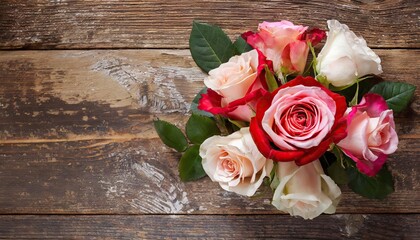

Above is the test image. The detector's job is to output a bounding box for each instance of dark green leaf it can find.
[189,21,235,73]
[347,163,394,199]
[327,161,349,185]
[186,113,221,144]
[233,36,253,54]
[154,120,188,152]
[190,87,214,117]
[320,151,336,172]
[179,145,207,181]
[369,81,416,113]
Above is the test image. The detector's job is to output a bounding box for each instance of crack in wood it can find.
[0,134,149,145]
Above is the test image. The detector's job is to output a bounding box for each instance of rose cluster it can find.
[155,20,415,220]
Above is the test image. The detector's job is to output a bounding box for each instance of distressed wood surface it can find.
[0,50,418,140]
[1,1,419,236]
[0,0,419,49]
[0,214,419,239]
[0,138,419,214]
[0,50,418,215]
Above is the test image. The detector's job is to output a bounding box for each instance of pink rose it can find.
[198,49,272,121]
[250,76,347,165]
[338,93,398,176]
[243,21,325,75]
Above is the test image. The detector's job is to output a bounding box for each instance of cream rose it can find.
[272,160,341,220]
[316,20,382,87]
[200,49,264,121]
[200,127,273,196]
[204,49,259,106]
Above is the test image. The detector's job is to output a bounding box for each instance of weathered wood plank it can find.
[0,49,418,214]
[0,138,418,214]
[0,1,418,49]
[0,214,418,239]
[0,50,418,141]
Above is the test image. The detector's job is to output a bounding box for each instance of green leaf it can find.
[327,161,349,185]
[233,36,253,54]
[154,120,188,152]
[369,82,416,113]
[190,87,213,117]
[179,145,207,182]
[189,21,236,73]
[186,113,221,144]
[320,151,336,172]
[347,163,394,199]
[265,65,278,92]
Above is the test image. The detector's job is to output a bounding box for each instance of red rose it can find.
[250,76,347,165]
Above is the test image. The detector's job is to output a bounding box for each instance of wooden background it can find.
[0,0,419,239]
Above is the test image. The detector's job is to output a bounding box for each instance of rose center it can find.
[219,151,240,176]
[277,103,317,136]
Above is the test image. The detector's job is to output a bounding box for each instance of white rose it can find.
[272,160,341,220]
[316,20,382,87]
[204,49,259,105]
[200,127,273,197]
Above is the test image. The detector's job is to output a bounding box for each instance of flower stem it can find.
[214,115,229,136]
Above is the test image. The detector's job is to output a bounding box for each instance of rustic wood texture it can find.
[0,214,419,239]
[0,50,418,215]
[0,0,419,49]
[0,0,419,237]
[0,138,419,214]
[0,50,418,140]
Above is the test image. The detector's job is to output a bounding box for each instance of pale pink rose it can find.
[250,76,347,166]
[201,49,267,121]
[338,93,398,176]
[200,127,273,196]
[244,21,324,75]
[204,49,259,104]
[272,160,341,220]
[316,20,382,87]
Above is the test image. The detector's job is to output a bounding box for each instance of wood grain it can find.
[0,138,419,214]
[0,0,418,49]
[0,49,418,140]
[0,1,418,238]
[0,49,418,214]
[0,214,419,239]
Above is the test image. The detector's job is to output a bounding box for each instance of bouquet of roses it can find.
[154,20,416,219]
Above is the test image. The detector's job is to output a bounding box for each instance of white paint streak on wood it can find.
[98,147,190,214]
[90,50,205,113]
[335,214,367,237]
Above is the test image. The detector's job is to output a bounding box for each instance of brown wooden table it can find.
[0,1,419,239]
